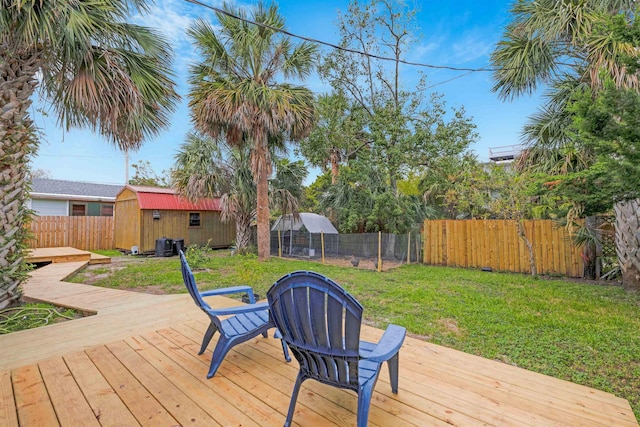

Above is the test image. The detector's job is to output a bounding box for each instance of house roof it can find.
[30,178,122,201]
[121,185,221,211]
[271,213,338,234]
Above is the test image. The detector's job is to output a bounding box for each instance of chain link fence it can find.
[270,231,421,270]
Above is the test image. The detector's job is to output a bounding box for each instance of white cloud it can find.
[450,29,496,65]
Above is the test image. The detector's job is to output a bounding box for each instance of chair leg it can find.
[284,372,304,427]
[281,340,291,362]
[274,329,291,362]
[207,335,235,379]
[357,383,375,427]
[199,322,217,355]
[387,352,400,393]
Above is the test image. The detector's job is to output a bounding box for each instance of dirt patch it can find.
[73,255,150,285]
[303,256,406,271]
[437,318,461,335]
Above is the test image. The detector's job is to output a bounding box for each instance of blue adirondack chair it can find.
[179,250,290,378]
[267,271,406,427]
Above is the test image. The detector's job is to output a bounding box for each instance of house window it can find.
[101,205,114,216]
[71,204,86,216]
[189,212,201,227]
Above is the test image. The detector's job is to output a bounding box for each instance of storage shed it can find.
[115,185,235,254]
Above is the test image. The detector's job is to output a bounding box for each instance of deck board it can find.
[0,371,18,427]
[0,260,637,426]
[26,247,110,266]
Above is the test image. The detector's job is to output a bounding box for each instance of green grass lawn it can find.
[70,251,640,419]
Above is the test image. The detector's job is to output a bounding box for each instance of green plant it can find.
[185,241,212,269]
[0,303,81,334]
[232,243,257,256]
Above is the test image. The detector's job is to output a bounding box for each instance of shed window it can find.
[189,212,201,227]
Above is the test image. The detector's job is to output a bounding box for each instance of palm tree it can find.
[187,3,316,260]
[172,133,307,255]
[491,0,640,288]
[173,134,256,254]
[270,158,307,220]
[0,0,178,309]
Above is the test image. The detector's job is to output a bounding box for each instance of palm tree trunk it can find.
[234,211,253,254]
[251,135,272,261]
[0,48,40,309]
[256,169,270,260]
[330,149,339,184]
[614,199,640,291]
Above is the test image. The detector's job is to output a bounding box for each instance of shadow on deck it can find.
[0,261,637,426]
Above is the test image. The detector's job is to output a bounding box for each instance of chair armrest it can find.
[201,285,255,303]
[361,324,406,363]
[206,301,269,316]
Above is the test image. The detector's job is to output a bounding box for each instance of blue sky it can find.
[29,0,543,185]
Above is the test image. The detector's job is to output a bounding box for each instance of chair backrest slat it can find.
[309,287,328,348]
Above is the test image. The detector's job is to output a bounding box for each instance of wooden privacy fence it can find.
[28,216,115,251]
[423,219,584,277]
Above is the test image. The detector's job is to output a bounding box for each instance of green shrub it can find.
[185,242,212,269]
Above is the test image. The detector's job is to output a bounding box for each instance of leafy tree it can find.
[309,0,475,233]
[187,3,316,260]
[419,153,489,219]
[297,92,366,184]
[300,172,332,213]
[129,161,171,188]
[0,0,178,309]
[321,159,431,233]
[320,0,476,195]
[567,84,640,287]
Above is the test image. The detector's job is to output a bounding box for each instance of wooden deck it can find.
[0,262,637,426]
[26,247,111,266]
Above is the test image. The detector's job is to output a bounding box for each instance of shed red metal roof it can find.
[124,185,221,211]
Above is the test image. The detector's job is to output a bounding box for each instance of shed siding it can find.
[139,210,235,253]
[115,189,141,251]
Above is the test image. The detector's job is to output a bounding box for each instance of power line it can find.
[184,0,503,73]
[37,153,175,159]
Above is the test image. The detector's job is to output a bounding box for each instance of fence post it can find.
[321,231,325,265]
[377,231,382,272]
[278,229,282,257]
[584,216,597,279]
[407,233,411,264]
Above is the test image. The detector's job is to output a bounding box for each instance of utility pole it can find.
[124,149,129,184]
